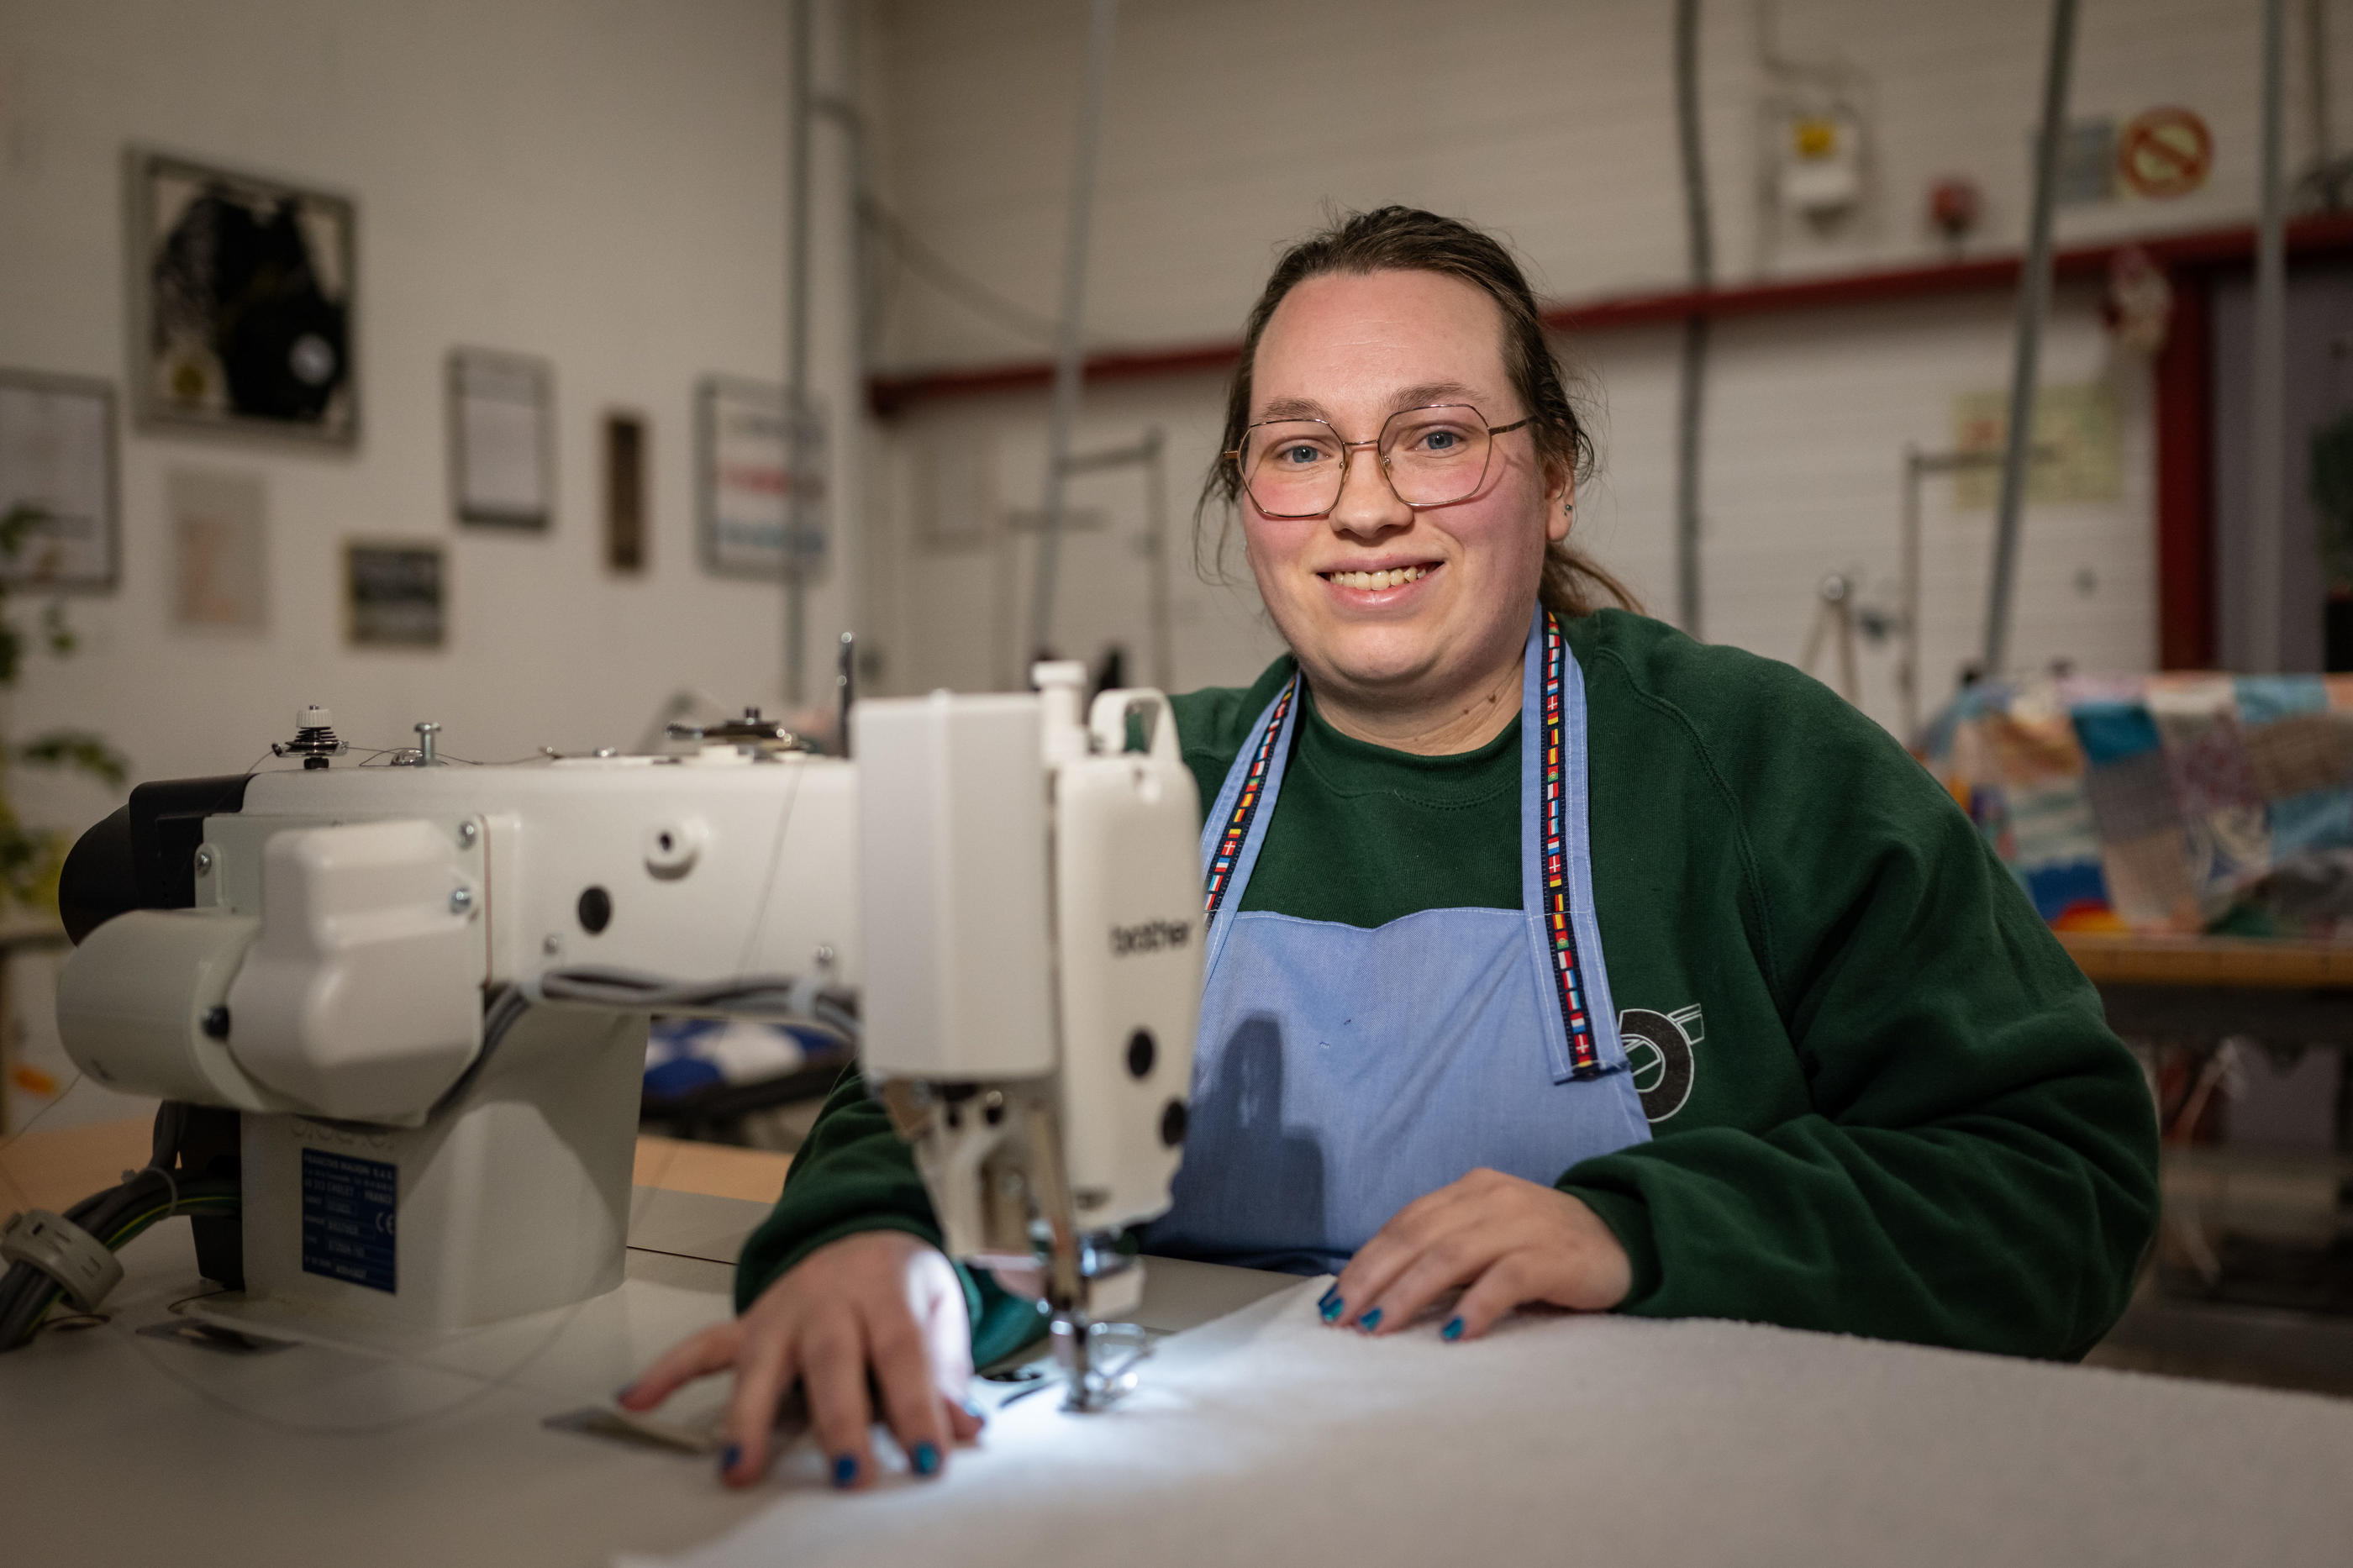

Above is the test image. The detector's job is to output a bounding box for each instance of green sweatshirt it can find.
[738,610,2159,1364]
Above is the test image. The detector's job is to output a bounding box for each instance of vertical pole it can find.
[1030,0,1119,663]
[784,0,815,705]
[1983,0,2078,676]
[2308,0,2334,181]
[1901,449,1922,741]
[2250,0,2288,673]
[1143,427,1172,691]
[1671,0,1713,638]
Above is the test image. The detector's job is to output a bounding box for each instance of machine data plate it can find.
[299,1148,397,1293]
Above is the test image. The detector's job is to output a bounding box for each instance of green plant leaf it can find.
[17,729,129,790]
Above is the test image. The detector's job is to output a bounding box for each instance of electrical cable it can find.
[856,195,1064,347]
[534,966,858,1046]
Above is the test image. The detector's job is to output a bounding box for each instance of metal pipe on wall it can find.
[783,0,815,705]
[1030,0,1121,664]
[1671,0,1713,639]
[2250,0,2288,673]
[1982,0,2079,677]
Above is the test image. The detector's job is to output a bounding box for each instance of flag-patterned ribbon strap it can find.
[1540,610,1602,1079]
[1203,677,1297,921]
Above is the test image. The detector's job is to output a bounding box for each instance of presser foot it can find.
[1051,1314,1152,1411]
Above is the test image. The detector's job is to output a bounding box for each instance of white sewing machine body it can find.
[50,676,1203,1401]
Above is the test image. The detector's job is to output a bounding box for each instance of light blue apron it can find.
[1145,605,1650,1275]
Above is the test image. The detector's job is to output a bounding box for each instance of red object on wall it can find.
[2154,273,2215,669]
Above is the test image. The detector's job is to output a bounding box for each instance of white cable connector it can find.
[1,1208,124,1313]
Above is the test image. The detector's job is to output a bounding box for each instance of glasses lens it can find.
[1380,406,1490,506]
[1242,421,1345,515]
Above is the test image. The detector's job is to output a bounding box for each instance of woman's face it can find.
[1240,268,1568,712]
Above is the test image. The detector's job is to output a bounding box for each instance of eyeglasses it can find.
[1225,403,1532,520]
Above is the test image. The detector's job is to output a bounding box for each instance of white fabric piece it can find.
[630,1278,2353,1568]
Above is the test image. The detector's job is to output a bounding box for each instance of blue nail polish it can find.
[912,1440,940,1476]
[719,1442,741,1474]
[1358,1308,1383,1334]
[1319,1294,1344,1323]
[1442,1317,1465,1342]
[1317,1285,1340,1311]
[615,1382,638,1402]
[961,1398,988,1425]
[831,1453,860,1488]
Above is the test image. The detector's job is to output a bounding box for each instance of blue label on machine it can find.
[299,1147,397,1294]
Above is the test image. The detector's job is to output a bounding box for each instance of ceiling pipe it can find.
[1982,0,2078,678]
[2249,0,2288,673]
[1671,0,1714,639]
[1029,0,1121,665]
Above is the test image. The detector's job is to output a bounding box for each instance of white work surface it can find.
[652,1282,2353,1568]
[7,1190,2353,1568]
[0,1186,1287,1568]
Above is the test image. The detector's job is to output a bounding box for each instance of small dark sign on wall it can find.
[345,540,445,649]
[603,412,648,574]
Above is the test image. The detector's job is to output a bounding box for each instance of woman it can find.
[622,208,2158,1490]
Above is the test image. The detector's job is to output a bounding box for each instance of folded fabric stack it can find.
[1923,674,2353,935]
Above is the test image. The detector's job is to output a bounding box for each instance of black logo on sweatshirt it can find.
[1619,1004,1702,1123]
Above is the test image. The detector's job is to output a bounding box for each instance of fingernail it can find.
[961,1398,989,1426]
[1442,1316,1465,1342]
[614,1382,638,1403]
[831,1453,860,1489]
[719,1443,741,1476]
[1319,1294,1344,1323]
[1358,1308,1383,1334]
[911,1441,940,1476]
[1317,1285,1340,1312]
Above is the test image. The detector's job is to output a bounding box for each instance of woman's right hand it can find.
[618,1229,984,1489]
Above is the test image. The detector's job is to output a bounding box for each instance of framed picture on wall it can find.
[130,149,358,445]
[0,369,117,590]
[345,539,445,649]
[448,349,553,529]
[694,376,827,580]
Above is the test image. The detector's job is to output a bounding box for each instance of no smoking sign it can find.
[2118,107,2213,199]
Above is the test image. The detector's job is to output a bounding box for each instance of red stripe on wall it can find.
[2154,273,2217,671]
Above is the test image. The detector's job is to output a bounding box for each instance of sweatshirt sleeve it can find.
[1558,649,2160,1361]
[731,1067,1045,1367]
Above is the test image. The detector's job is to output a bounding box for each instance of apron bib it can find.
[1147,606,1650,1275]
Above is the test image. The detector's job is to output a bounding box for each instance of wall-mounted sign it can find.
[0,369,116,591]
[449,349,553,529]
[169,467,268,632]
[2118,108,2213,200]
[695,376,826,581]
[1950,383,2123,509]
[131,150,357,445]
[345,539,445,649]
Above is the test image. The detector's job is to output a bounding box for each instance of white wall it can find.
[0,0,875,1129]
[856,0,2345,718]
[0,0,868,821]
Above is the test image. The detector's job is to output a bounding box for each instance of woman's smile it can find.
[1317,559,1443,605]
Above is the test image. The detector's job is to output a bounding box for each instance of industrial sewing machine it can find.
[20,663,1201,1410]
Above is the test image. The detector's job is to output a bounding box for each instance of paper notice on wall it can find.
[0,376,113,587]
[169,467,268,631]
[452,350,551,527]
[1950,382,2123,508]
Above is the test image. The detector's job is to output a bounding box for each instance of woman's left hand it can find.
[1324,1168,1632,1341]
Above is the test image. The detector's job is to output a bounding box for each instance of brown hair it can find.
[1199,206,1640,620]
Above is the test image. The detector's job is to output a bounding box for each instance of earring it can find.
[1561,500,1574,516]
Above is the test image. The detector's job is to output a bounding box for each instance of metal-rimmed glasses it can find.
[1225,403,1532,519]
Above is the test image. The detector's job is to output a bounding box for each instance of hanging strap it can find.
[1535,609,1603,1080]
